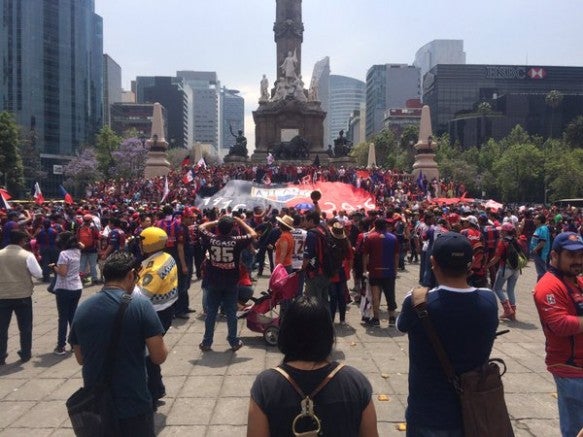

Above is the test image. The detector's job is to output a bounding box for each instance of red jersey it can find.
[362,230,398,279]
[533,270,583,377]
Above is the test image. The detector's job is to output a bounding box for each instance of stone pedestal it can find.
[144,150,171,179]
[329,156,356,167]
[411,105,439,181]
[144,102,171,178]
[412,153,439,181]
[223,155,249,165]
[251,97,326,162]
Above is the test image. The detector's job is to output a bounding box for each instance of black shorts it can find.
[368,277,394,288]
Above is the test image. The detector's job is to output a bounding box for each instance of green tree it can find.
[0,112,24,195]
[565,115,583,148]
[502,125,531,147]
[399,125,419,149]
[94,125,122,177]
[371,129,398,168]
[492,143,544,202]
[477,101,492,146]
[545,90,564,138]
[545,149,583,200]
[348,141,369,166]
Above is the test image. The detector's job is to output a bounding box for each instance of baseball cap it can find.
[432,233,473,271]
[552,232,583,252]
[461,215,478,227]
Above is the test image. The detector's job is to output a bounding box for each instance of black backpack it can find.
[505,238,525,270]
[314,226,345,278]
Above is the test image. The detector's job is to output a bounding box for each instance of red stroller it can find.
[241,264,299,346]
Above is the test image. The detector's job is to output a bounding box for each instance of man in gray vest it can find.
[0,230,43,365]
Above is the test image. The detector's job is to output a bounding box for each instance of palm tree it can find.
[545,90,563,138]
[477,101,492,147]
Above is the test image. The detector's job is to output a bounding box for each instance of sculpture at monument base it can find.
[332,129,353,157]
[144,102,171,179]
[225,125,248,158]
[268,135,310,160]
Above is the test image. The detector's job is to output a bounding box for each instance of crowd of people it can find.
[0,165,582,435]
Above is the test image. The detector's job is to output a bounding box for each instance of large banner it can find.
[195,180,375,214]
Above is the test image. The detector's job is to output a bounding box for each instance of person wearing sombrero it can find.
[275,215,295,274]
[328,221,353,325]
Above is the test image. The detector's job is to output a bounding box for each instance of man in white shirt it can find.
[0,230,43,364]
[290,215,307,295]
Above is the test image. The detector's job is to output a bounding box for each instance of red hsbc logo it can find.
[528,68,547,79]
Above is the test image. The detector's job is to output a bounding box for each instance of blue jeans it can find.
[533,253,547,281]
[406,423,463,437]
[492,267,519,305]
[0,297,33,361]
[55,289,82,348]
[202,285,239,348]
[79,251,98,281]
[553,375,583,437]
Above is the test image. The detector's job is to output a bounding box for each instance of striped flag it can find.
[0,191,11,210]
[59,185,74,205]
[182,169,194,184]
[33,182,45,205]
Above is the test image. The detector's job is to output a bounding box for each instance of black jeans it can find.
[118,411,155,437]
[55,289,82,349]
[0,297,33,361]
[146,305,174,401]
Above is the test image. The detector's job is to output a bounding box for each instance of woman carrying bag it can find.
[52,231,83,355]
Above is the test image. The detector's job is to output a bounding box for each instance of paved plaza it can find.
[0,262,560,436]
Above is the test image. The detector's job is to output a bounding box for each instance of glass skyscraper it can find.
[328,75,365,146]
[0,0,103,190]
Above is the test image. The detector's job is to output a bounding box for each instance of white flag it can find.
[161,176,170,203]
[196,158,207,169]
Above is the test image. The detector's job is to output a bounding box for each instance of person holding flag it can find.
[33,182,44,205]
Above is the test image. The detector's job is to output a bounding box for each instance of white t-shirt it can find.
[290,228,307,270]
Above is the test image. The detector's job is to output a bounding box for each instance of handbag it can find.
[66,292,132,437]
[411,287,514,437]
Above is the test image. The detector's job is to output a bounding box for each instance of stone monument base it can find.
[412,153,439,181]
[223,155,249,165]
[144,151,171,179]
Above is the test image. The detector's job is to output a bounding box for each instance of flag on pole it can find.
[416,170,424,190]
[180,155,191,168]
[0,188,11,200]
[0,191,11,210]
[182,169,194,184]
[195,157,207,170]
[33,182,45,205]
[59,185,74,205]
[161,176,170,203]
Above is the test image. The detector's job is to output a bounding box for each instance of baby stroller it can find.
[240,264,299,346]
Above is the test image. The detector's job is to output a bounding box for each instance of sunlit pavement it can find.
[0,262,559,436]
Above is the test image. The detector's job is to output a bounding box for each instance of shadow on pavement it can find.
[34,352,70,368]
[0,361,24,376]
[190,354,252,368]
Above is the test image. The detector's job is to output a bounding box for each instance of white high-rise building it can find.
[414,40,466,90]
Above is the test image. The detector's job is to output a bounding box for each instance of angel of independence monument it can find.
[251,0,326,163]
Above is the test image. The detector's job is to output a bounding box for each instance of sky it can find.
[95,0,583,146]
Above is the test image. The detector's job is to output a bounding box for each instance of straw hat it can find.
[276,215,294,230]
[331,222,346,239]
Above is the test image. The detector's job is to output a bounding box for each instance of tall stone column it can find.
[274,0,304,80]
[144,102,171,179]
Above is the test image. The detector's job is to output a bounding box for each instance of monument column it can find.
[274,0,304,80]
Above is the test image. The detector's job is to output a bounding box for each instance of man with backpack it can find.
[362,218,399,327]
[302,211,334,304]
[77,214,100,285]
[487,223,525,320]
[460,215,488,288]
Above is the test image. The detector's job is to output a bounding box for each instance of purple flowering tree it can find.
[63,147,102,196]
[111,138,147,180]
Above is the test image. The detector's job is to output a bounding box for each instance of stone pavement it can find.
[0,263,560,436]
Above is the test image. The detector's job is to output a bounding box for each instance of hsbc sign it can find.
[485,66,547,80]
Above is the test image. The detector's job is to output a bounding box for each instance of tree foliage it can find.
[111,138,147,180]
[565,115,583,148]
[95,125,122,177]
[63,147,102,197]
[0,111,25,195]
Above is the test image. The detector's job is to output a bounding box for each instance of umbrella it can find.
[294,202,314,211]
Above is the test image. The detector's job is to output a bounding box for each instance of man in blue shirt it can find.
[530,213,551,281]
[397,233,498,435]
[70,251,167,436]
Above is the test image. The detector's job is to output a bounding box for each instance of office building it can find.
[135,76,191,149]
[423,64,583,146]
[110,102,165,139]
[328,75,365,146]
[347,103,366,146]
[365,64,420,139]
[103,54,122,126]
[219,87,244,159]
[177,71,219,150]
[0,0,103,192]
[384,99,423,137]
[414,40,465,88]
[310,57,331,147]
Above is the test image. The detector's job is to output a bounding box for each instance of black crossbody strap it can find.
[101,291,132,385]
[411,287,460,392]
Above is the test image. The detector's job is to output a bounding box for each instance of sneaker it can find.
[53,346,67,356]
[199,343,212,352]
[370,318,380,326]
[231,340,244,352]
[388,316,396,327]
[17,351,31,362]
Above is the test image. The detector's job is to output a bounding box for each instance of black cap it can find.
[432,232,473,272]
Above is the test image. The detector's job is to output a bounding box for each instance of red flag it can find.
[181,155,191,167]
[59,185,74,205]
[0,188,11,200]
[356,170,370,179]
[0,191,11,210]
[34,182,45,205]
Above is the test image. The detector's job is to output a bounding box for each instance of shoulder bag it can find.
[411,287,514,437]
[66,292,132,437]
